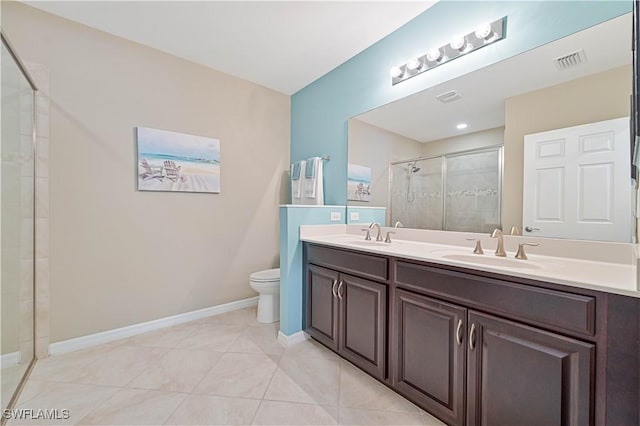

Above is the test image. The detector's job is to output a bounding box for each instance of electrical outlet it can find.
[330,211,341,222]
[350,212,360,221]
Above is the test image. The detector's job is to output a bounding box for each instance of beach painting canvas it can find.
[137,127,220,193]
[347,163,371,202]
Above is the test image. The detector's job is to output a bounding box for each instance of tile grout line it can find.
[186,328,242,396]
[69,384,126,425]
[161,391,189,425]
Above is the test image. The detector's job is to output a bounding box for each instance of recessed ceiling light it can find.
[456,123,468,130]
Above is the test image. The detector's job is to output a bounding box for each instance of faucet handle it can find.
[384,231,396,243]
[515,242,539,260]
[510,226,522,236]
[360,228,371,241]
[394,221,404,228]
[466,238,484,255]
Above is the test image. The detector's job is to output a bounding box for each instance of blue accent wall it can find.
[279,206,346,335]
[291,1,632,206]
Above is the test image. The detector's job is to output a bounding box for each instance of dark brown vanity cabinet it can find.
[394,260,597,425]
[393,290,594,426]
[306,262,387,379]
[306,264,340,351]
[393,289,466,426]
[304,243,639,426]
[466,311,593,426]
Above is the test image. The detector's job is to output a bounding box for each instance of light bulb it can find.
[475,23,493,40]
[426,48,442,62]
[456,123,468,130]
[390,66,404,79]
[449,36,467,51]
[406,57,422,71]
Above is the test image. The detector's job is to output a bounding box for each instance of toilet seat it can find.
[250,268,280,282]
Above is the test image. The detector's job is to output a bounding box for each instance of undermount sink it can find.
[441,253,543,270]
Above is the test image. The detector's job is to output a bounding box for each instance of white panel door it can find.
[523,117,631,242]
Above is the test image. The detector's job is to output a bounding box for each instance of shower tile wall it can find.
[27,62,50,359]
[445,150,500,233]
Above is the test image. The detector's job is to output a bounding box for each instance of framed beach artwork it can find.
[136,127,220,193]
[347,163,371,202]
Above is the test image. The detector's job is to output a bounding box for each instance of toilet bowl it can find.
[249,268,280,323]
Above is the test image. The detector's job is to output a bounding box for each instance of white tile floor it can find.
[10,307,447,425]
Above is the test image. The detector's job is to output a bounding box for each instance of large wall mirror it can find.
[348,13,632,242]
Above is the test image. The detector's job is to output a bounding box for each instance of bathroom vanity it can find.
[301,228,640,426]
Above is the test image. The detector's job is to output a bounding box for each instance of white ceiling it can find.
[24,0,436,95]
[356,13,631,143]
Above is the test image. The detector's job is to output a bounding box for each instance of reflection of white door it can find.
[523,117,631,242]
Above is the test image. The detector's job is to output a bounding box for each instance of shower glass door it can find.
[1,39,36,410]
[390,146,502,232]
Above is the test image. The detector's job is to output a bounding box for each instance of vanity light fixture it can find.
[456,123,468,130]
[449,36,467,52]
[426,48,442,63]
[474,23,494,40]
[391,16,507,85]
[390,66,404,79]
[406,57,423,71]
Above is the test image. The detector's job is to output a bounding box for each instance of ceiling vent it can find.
[436,90,462,103]
[554,49,587,70]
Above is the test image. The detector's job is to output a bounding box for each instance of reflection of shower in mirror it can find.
[406,161,420,202]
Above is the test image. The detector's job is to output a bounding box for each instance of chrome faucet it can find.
[394,221,404,228]
[369,222,383,242]
[490,228,507,257]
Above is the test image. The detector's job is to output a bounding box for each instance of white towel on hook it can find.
[303,157,324,205]
[291,161,306,204]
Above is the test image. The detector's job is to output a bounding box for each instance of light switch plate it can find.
[350,211,360,221]
[330,211,341,222]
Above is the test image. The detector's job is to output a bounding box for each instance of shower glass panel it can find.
[1,40,35,410]
[444,148,501,233]
[390,157,442,229]
[390,146,501,233]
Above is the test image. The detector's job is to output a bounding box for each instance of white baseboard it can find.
[1,351,20,369]
[277,330,309,347]
[49,296,259,356]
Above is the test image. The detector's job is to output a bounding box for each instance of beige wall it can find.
[2,3,290,342]
[421,127,504,158]
[503,65,631,231]
[348,118,423,208]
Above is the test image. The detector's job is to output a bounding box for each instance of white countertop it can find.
[300,225,640,298]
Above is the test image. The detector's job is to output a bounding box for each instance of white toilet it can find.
[249,268,280,323]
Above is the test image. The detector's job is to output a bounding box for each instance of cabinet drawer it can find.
[307,244,388,282]
[395,261,595,336]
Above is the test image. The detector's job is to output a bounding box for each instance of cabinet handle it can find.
[456,319,463,346]
[337,280,344,300]
[331,279,338,298]
[469,323,476,351]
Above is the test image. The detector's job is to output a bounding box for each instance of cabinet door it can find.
[467,311,594,426]
[393,289,467,426]
[305,265,340,351]
[338,273,387,380]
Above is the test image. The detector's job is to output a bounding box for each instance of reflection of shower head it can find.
[408,162,421,173]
